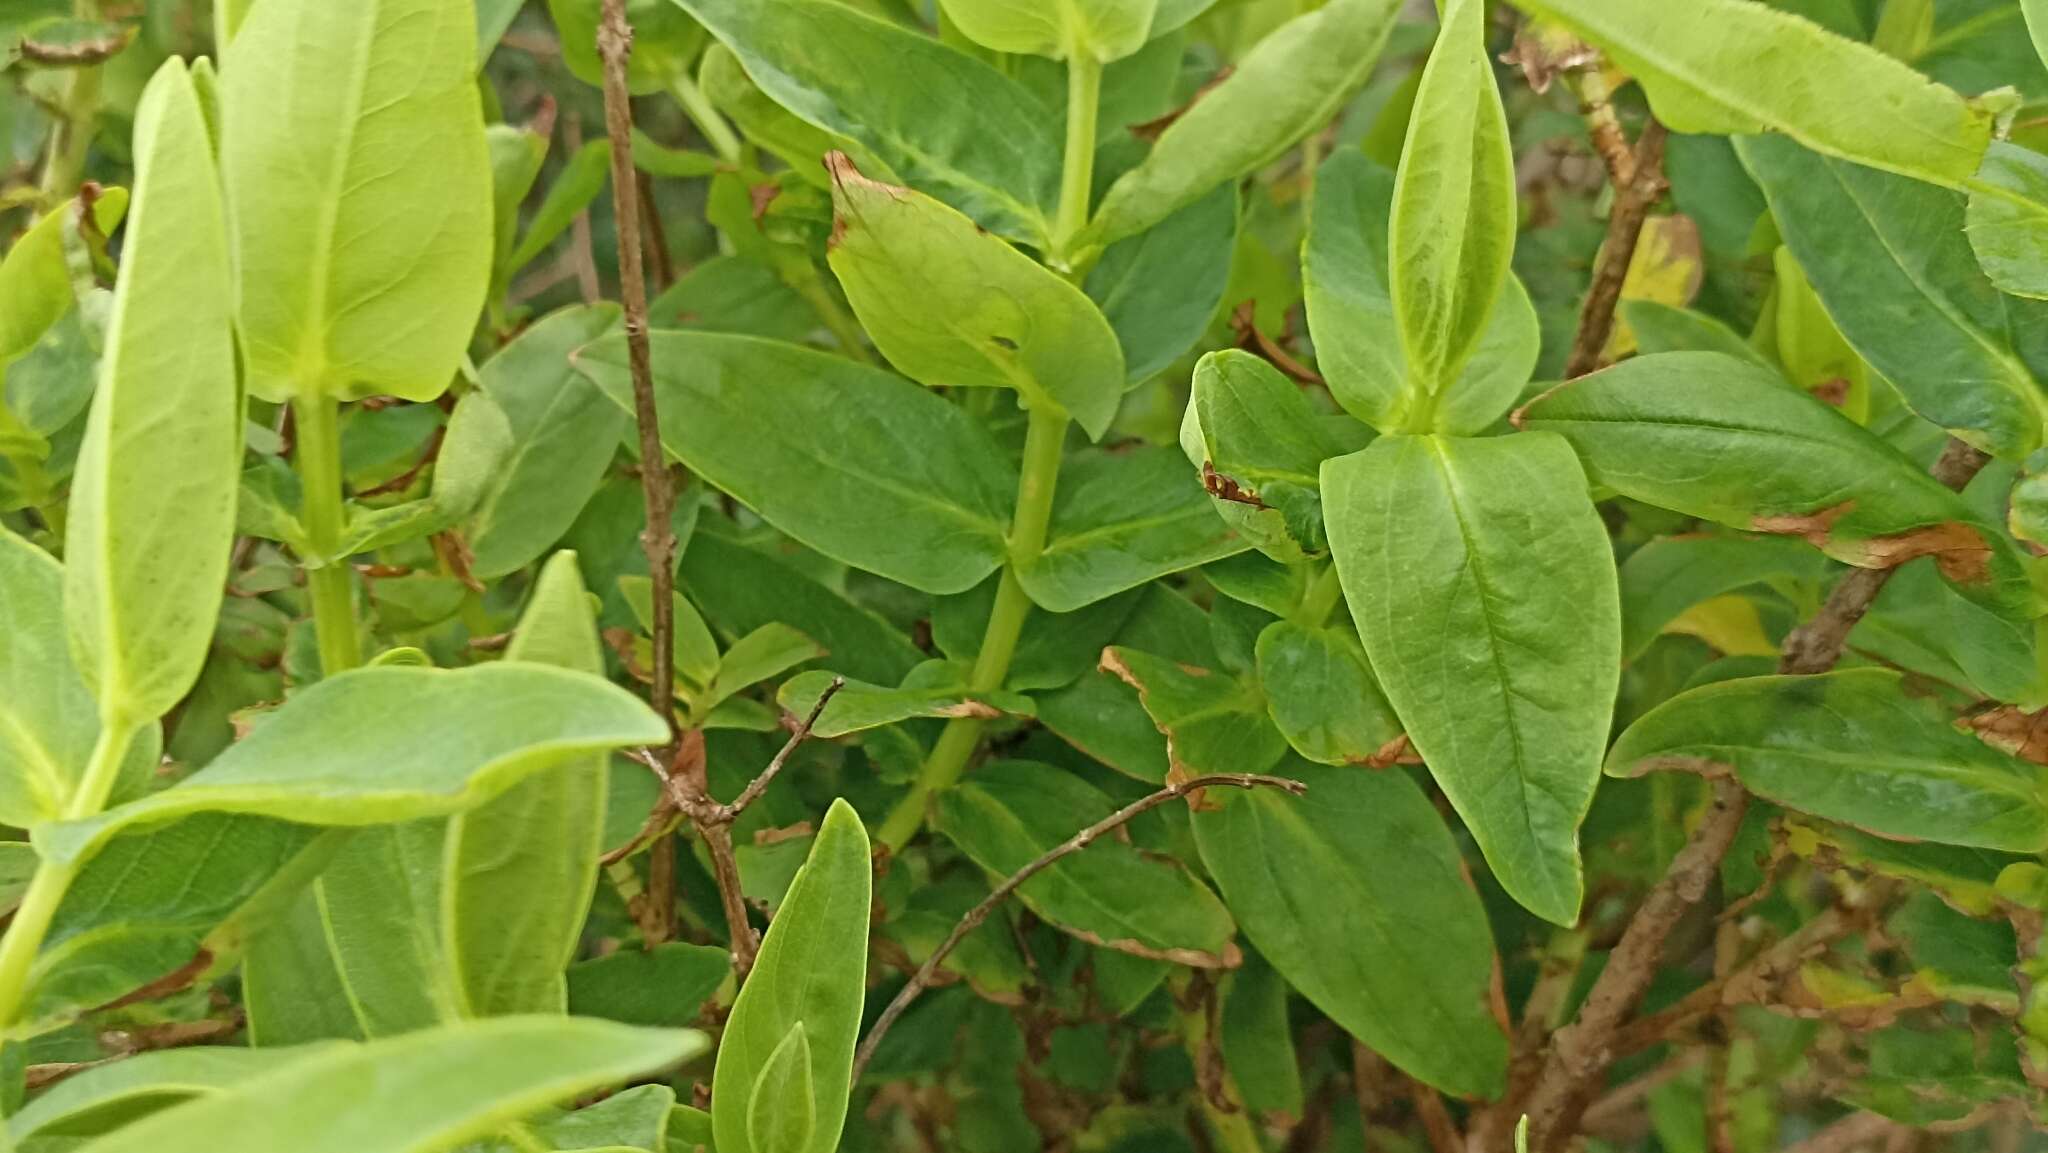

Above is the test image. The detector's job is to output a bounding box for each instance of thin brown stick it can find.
[1564,119,1668,379]
[850,771,1307,1080]
[1409,1077,1463,1153]
[723,678,844,820]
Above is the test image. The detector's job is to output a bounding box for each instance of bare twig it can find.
[1409,1077,1463,1153]
[1563,118,1668,379]
[722,678,844,820]
[850,772,1307,1080]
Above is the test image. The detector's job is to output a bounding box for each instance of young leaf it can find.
[1736,134,2048,460]
[1515,0,1993,189]
[1017,445,1247,611]
[1389,0,1517,402]
[1180,349,1357,561]
[575,332,1016,595]
[1322,432,1619,926]
[1518,352,2039,620]
[64,59,238,728]
[934,760,1240,967]
[825,154,1126,441]
[1304,152,1539,434]
[444,553,613,1018]
[1965,141,2048,302]
[1254,621,1402,767]
[747,1024,817,1153]
[464,305,631,580]
[37,665,669,867]
[676,0,1060,242]
[221,0,492,402]
[1192,760,1509,1100]
[712,799,870,1153]
[77,1017,705,1153]
[1088,0,1402,245]
[0,190,125,367]
[943,0,1158,61]
[1608,670,2048,852]
[0,528,97,826]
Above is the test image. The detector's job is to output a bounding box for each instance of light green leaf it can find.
[1254,620,1401,767]
[222,0,493,402]
[1304,152,1539,434]
[488,123,549,297]
[1099,646,1288,782]
[1088,0,1401,245]
[1518,351,2040,620]
[1322,432,1618,926]
[1192,759,1508,1099]
[0,528,96,826]
[77,1016,704,1153]
[577,332,1015,595]
[64,60,238,729]
[8,1044,342,1146]
[778,665,1029,739]
[620,574,722,692]
[465,305,631,580]
[706,624,827,710]
[507,139,616,279]
[1017,445,1248,611]
[712,799,870,1153]
[1966,141,2048,302]
[1736,134,2048,460]
[37,664,668,867]
[1180,349,1356,561]
[825,154,1125,440]
[1389,0,1516,401]
[445,553,613,1018]
[746,1024,816,1153]
[1516,0,1992,189]
[937,0,1157,61]
[1609,670,2048,852]
[937,760,1239,966]
[675,0,1060,242]
[0,191,124,366]
[2027,0,2048,74]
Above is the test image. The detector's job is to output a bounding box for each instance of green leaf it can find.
[0,190,124,366]
[1966,141,2048,302]
[1088,0,1401,246]
[676,0,1060,242]
[679,532,924,687]
[1515,0,1993,189]
[712,799,870,1153]
[465,305,631,580]
[620,575,722,692]
[2027,0,2048,74]
[27,815,334,1031]
[1219,951,1303,1122]
[746,1024,816,1153]
[64,60,238,728]
[1084,183,1237,384]
[778,665,1029,739]
[576,332,1015,595]
[1519,351,2040,620]
[1619,300,1776,368]
[77,1017,704,1153]
[1192,759,1508,1100]
[699,43,875,189]
[1180,349,1355,561]
[37,664,668,867]
[506,140,616,279]
[1389,0,1516,402]
[1099,646,1287,782]
[1017,445,1247,611]
[1304,151,1539,434]
[222,0,492,402]
[934,760,1239,967]
[825,155,1125,441]
[937,0,1156,61]
[547,0,706,95]
[1617,534,1829,661]
[1736,134,2048,460]
[8,1044,339,1146]
[1322,432,1619,926]
[0,528,96,826]
[567,943,731,1028]
[1608,670,2048,852]
[1254,620,1401,767]
[707,624,827,710]
[444,553,612,1018]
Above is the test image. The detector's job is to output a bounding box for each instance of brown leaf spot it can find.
[1201,461,1266,509]
[1861,522,1993,585]
[1969,706,2048,765]
[1362,733,1423,769]
[753,820,816,847]
[1808,377,1851,408]
[935,700,1002,720]
[1751,501,1854,548]
[749,182,781,222]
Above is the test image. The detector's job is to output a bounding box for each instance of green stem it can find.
[1052,52,1103,264]
[669,74,744,166]
[293,394,361,676]
[876,407,1069,852]
[0,719,138,1033]
[37,65,101,209]
[1292,563,1342,628]
[781,257,876,365]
